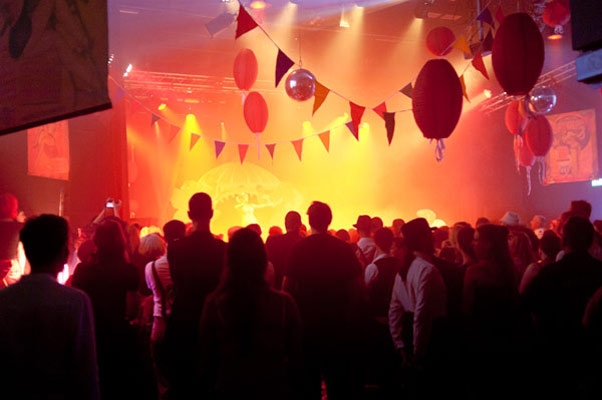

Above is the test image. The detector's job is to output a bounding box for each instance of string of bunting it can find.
[111,0,503,163]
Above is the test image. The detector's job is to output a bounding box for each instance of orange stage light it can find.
[547,34,563,40]
[249,1,268,10]
[158,103,167,111]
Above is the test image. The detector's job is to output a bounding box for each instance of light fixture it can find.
[123,63,133,77]
[339,10,350,28]
[249,1,268,9]
[158,103,167,111]
[483,89,492,98]
[547,25,563,40]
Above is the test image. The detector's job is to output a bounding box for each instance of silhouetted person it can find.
[0,193,25,286]
[284,201,364,400]
[266,211,303,290]
[199,228,303,400]
[72,219,140,399]
[0,215,99,399]
[166,193,226,399]
[354,215,376,267]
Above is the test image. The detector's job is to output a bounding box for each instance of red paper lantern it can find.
[492,13,544,96]
[516,138,535,167]
[243,91,268,134]
[524,115,553,157]
[426,27,455,56]
[505,100,527,135]
[412,59,463,140]
[543,0,570,28]
[233,49,258,91]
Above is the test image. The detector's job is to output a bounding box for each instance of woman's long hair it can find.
[476,224,516,287]
[93,219,127,262]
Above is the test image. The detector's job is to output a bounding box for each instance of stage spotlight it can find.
[249,1,268,9]
[290,0,302,4]
[483,89,492,98]
[123,63,133,77]
[158,103,167,111]
[339,11,350,28]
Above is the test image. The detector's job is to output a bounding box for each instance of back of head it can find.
[450,222,471,247]
[268,226,283,236]
[354,215,372,236]
[246,223,262,236]
[457,226,476,258]
[563,216,594,253]
[475,217,490,228]
[139,233,166,260]
[94,219,126,260]
[500,211,522,226]
[569,200,592,219]
[20,214,69,273]
[508,230,534,265]
[284,211,302,232]
[226,228,267,287]
[476,224,512,266]
[371,217,384,234]
[540,230,561,260]
[374,227,394,254]
[336,229,350,242]
[392,218,405,236]
[402,218,434,254]
[307,201,332,232]
[188,192,213,221]
[163,219,187,244]
[0,193,18,220]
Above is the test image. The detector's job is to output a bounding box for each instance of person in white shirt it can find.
[354,215,376,267]
[389,218,447,364]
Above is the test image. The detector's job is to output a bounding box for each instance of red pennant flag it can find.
[373,102,387,120]
[345,121,359,141]
[168,125,180,142]
[349,102,365,136]
[265,143,276,159]
[214,141,226,159]
[318,131,330,152]
[495,6,504,25]
[400,82,413,99]
[383,112,396,145]
[292,139,304,161]
[312,81,330,115]
[471,52,489,80]
[275,50,295,87]
[235,5,258,39]
[190,134,201,151]
[151,113,161,126]
[238,144,249,163]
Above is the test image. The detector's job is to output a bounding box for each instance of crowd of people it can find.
[1,191,602,400]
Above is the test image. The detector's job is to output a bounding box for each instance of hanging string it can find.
[433,139,446,162]
[526,165,532,196]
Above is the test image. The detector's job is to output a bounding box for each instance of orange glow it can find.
[483,89,492,98]
[158,103,167,111]
[249,1,268,9]
[547,34,563,40]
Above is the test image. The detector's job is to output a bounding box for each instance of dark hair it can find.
[371,217,384,233]
[188,192,213,221]
[307,201,332,232]
[94,219,127,261]
[336,229,350,242]
[539,230,561,260]
[284,211,302,232]
[20,214,69,271]
[457,226,476,259]
[163,219,187,244]
[225,228,267,289]
[476,224,515,285]
[475,217,490,228]
[374,227,394,253]
[569,200,592,219]
[563,216,594,252]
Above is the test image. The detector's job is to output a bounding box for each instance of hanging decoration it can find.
[383,112,396,145]
[233,49,258,92]
[318,131,330,152]
[345,121,359,141]
[235,6,258,38]
[476,7,495,28]
[412,59,463,161]
[238,144,249,163]
[452,34,472,57]
[543,0,570,34]
[528,85,557,115]
[215,141,226,159]
[168,125,180,143]
[312,81,330,115]
[505,100,527,135]
[400,83,413,99]
[492,13,544,96]
[373,102,387,119]
[243,91,269,159]
[349,102,365,139]
[285,68,316,102]
[524,115,553,183]
[190,134,201,151]
[471,52,489,80]
[265,143,276,159]
[514,135,535,195]
[292,139,304,161]
[426,27,455,56]
[151,113,161,126]
[275,50,295,87]
[495,5,505,25]
[459,75,470,102]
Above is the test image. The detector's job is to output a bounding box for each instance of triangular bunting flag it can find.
[476,8,495,28]
[373,102,387,120]
[471,52,489,80]
[459,75,470,103]
[205,12,235,38]
[265,143,276,159]
[383,112,396,146]
[190,134,201,151]
[238,144,249,163]
[453,35,472,57]
[292,139,304,161]
[168,125,180,143]
[151,113,161,126]
[214,141,226,159]
[349,102,365,137]
[113,87,126,104]
[318,131,330,152]
[482,30,494,53]
[129,101,140,115]
[235,5,258,39]
[275,50,295,87]
[495,6,504,25]
[400,82,413,99]
[312,81,330,115]
[345,121,359,141]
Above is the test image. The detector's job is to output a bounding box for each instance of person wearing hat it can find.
[388,218,447,365]
[500,211,522,227]
[354,215,376,267]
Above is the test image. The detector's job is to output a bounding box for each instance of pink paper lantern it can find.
[233,49,258,91]
[243,91,268,134]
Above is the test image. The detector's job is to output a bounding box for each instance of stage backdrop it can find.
[544,109,598,185]
[27,120,69,181]
[0,0,111,136]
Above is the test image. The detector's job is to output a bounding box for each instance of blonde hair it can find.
[139,233,166,260]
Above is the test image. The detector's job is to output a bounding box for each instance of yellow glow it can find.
[547,34,563,40]
[158,103,167,111]
[140,226,161,237]
[432,219,447,228]
[249,1,268,9]
[483,89,492,98]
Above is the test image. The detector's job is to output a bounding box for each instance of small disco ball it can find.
[528,85,557,114]
[285,68,316,102]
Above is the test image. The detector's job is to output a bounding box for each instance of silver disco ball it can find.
[285,68,316,102]
[528,85,557,114]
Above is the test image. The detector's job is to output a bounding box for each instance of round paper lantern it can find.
[524,115,553,157]
[517,139,535,167]
[233,49,258,91]
[528,85,557,115]
[505,100,527,135]
[412,59,463,141]
[243,91,268,134]
[543,0,570,28]
[285,69,316,102]
[426,27,455,56]
[492,13,545,96]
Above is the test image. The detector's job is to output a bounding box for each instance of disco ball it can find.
[528,85,557,114]
[284,68,316,102]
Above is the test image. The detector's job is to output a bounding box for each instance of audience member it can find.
[508,230,536,281]
[371,216,384,235]
[391,218,404,238]
[0,193,25,286]
[335,228,351,242]
[475,217,490,228]
[530,214,546,239]
[354,215,376,267]
[519,230,561,294]
[265,211,303,290]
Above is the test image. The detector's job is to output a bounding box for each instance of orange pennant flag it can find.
[190,134,201,151]
[292,139,304,161]
[318,130,330,153]
[471,52,489,80]
[453,35,472,57]
[459,75,470,103]
[312,81,330,116]
[238,144,249,163]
